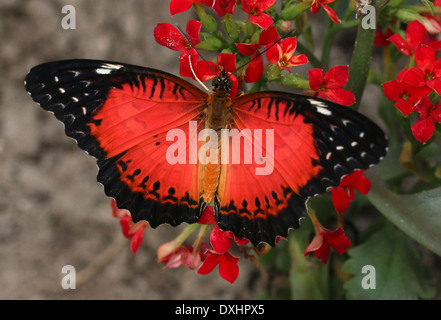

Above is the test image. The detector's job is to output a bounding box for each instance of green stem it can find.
[346,16,377,110]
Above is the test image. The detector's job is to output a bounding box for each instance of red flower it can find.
[236,26,280,83]
[197,250,240,283]
[304,226,352,264]
[331,170,371,214]
[196,224,248,283]
[308,66,356,106]
[382,68,432,116]
[111,199,147,255]
[266,37,308,72]
[242,0,276,29]
[311,0,341,24]
[411,96,441,144]
[410,44,441,95]
[388,20,441,56]
[154,20,202,78]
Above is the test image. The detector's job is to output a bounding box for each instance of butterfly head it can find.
[212,71,233,97]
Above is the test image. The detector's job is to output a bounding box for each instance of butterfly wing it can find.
[25,59,208,227]
[217,92,388,246]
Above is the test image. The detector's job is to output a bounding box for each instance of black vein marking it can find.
[149,75,157,99]
[172,82,179,99]
[267,98,274,119]
[159,76,165,99]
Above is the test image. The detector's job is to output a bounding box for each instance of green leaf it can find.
[365,169,441,257]
[342,223,436,299]
[421,0,435,16]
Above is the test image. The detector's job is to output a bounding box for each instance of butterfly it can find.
[24,59,388,247]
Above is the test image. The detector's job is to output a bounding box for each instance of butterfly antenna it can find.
[226,27,297,80]
[176,25,220,78]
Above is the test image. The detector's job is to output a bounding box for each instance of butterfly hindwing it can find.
[216,92,388,246]
[25,59,208,227]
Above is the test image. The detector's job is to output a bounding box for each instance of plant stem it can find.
[346,20,377,110]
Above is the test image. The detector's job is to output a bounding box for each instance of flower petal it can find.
[406,21,427,51]
[217,53,237,73]
[395,99,415,116]
[314,243,331,263]
[287,54,308,68]
[179,48,199,78]
[210,225,233,254]
[411,116,436,144]
[197,205,216,224]
[323,65,349,88]
[382,80,403,101]
[219,252,240,283]
[197,251,221,275]
[431,104,441,123]
[332,186,351,214]
[130,227,146,255]
[259,25,280,45]
[170,0,194,16]
[323,228,352,254]
[154,23,187,50]
[196,60,219,81]
[388,34,411,56]
[186,19,202,46]
[308,68,324,91]
[236,43,260,56]
[321,4,341,24]
[324,88,356,106]
[248,12,274,29]
[414,44,436,73]
[352,176,371,195]
[244,52,263,83]
[265,43,281,65]
[427,78,441,95]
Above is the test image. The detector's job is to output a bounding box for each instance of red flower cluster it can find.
[384,21,441,143]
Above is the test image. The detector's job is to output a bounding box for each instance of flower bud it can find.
[223,14,239,41]
[196,33,223,50]
[194,3,218,34]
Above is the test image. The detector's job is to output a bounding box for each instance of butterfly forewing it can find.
[25,59,208,226]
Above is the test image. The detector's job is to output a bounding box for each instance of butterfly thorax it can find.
[206,72,234,130]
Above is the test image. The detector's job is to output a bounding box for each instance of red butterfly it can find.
[25,59,387,246]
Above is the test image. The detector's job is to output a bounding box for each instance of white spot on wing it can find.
[96,63,123,75]
[308,99,332,116]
